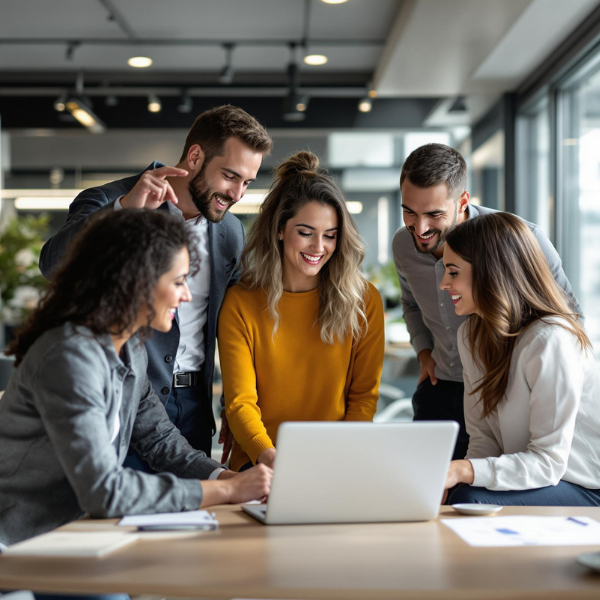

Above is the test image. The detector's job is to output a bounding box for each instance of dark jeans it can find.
[448,480,600,506]
[124,381,213,474]
[412,377,469,461]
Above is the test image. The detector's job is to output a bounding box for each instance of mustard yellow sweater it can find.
[218,282,385,471]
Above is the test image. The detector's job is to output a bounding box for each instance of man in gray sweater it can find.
[392,144,581,460]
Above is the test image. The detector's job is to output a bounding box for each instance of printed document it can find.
[442,515,600,547]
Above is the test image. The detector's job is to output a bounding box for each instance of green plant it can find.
[367,259,402,312]
[0,215,49,325]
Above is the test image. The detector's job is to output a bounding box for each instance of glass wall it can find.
[516,98,551,239]
[557,60,600,346]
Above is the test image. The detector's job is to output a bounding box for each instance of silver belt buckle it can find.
[174,372,192,388]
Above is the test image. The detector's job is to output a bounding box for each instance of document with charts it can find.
[442,516,600,547]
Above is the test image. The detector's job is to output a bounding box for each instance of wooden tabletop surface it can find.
[1,505,600,599]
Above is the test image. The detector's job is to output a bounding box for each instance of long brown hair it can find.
[445,212,588,417]
[240,151,368,344]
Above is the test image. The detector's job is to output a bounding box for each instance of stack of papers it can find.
[119,509,219,530]
[2,531,139,557]
[442,515,600,547]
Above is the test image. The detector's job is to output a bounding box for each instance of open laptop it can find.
[242,421,458,525]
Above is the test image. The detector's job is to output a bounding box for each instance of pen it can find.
[567,517,588,526]
[137,524,219,531]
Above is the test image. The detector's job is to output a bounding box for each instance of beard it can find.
[188,165,232,224]
[408,202,459,255]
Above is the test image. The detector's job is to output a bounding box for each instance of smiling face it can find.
[279,201,339,292]
[188,136,263,223]
[149,247,192,332]
[440,245,479,317]
[401,180,468,258]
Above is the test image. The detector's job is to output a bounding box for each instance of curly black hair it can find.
[7,208,199,366]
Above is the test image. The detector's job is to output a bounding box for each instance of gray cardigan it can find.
[0,323,222,546]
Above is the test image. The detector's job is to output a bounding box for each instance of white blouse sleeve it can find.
[469,324,585,491]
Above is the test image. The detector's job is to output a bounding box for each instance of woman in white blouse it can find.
[440,211,600,505]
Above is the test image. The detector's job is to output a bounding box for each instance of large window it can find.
[516,99,551,239]
[557,60,600,346]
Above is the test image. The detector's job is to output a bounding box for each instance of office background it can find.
[2,0,600,422]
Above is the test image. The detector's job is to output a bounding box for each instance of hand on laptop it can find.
[200,464,272,507]
[257,447,277,469]
[444,460,475,490]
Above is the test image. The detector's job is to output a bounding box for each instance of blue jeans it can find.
[448,480,600,506]
[124,383,213,473]
[412,377,469,461]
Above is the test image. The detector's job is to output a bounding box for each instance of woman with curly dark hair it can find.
[0,209,271,552]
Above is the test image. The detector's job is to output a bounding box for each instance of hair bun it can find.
[276,151,319,179]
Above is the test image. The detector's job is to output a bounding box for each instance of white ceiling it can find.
[0,0,598,125]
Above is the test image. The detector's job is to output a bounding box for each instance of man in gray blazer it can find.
[40,105,273,461]
[392,143,581,461]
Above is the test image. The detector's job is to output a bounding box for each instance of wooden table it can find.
[1,506,600,599]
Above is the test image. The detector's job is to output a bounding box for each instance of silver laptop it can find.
[242,421,458,525]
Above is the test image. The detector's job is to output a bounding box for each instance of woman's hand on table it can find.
[445,460,475,489]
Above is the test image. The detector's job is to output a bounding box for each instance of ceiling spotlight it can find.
[65,97,105,133]
[177,90,193,113]
[449,96,468,113]
[358,97,373,113]
[367,81,378,98]
[219,44,235,85]
[283,57,307,122]
[147,94,161,113]
[304,54,328,66]
[53,94,67,112]
[321,0,348,3]
[128,56,153,68]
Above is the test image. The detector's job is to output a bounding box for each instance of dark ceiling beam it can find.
[0,86,368,98]
[0,38,384,47]
[97,0,138,40]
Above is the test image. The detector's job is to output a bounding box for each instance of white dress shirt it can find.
[115,198,211,373]
[459,317,600,491]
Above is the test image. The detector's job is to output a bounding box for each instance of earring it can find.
[278,235,283,241]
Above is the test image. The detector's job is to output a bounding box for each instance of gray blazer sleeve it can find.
[39,186,115,279]
[392,231,435,355]
[131,378,223,478]
[532,225,583,317]
[33,339,205,518]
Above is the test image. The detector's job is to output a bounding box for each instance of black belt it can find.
[173,371,202,388]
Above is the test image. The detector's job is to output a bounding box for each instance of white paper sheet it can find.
[442,515,600,547]
[119,510,218,528]
[2,531,139,557]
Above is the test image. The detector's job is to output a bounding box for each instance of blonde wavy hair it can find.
[240,151,368,344]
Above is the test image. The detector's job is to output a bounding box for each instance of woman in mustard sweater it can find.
[218,151,385,471]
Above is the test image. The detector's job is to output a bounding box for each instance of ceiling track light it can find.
[219,43,235,85]
[283,45,308,122]
[65,96,105,133]
[53,93,67,112]
[177,89,193,113]
[358,96,373,113]
[147,93,161,113]
[65,41,80,61]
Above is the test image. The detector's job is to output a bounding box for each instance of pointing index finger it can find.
[154,166,189,179]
